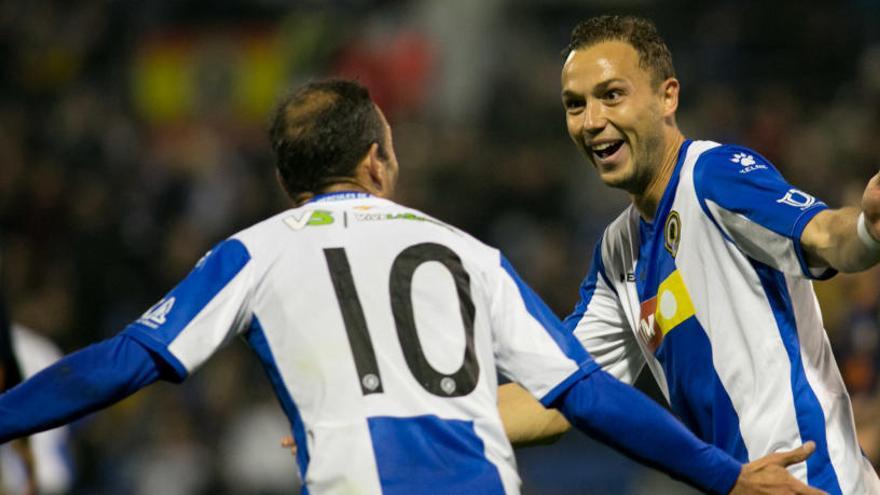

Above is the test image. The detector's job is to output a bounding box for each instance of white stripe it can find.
[572,267,644,385]
[704,200,803,275]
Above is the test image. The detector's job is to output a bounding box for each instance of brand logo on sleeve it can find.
[731,152,768,174]
[138,297,176,329]
[776,189,819,210]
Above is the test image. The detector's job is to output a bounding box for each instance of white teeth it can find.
[592,142,615,151]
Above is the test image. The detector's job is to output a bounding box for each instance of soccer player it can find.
[499,15,880,494]
[0,80,821,494]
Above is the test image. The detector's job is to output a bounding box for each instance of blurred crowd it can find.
[2,0,880,494]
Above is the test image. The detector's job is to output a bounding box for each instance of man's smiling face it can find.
[561,40,669,195]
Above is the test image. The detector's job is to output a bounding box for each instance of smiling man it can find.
[500,15,880,494]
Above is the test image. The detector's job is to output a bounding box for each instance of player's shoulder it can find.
[688,140,783,200]
[691,141,779,179]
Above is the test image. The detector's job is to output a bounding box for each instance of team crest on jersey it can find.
[664,211,681,258]
[137,297,176,329]
[730,152,768,174]
[283,210,334,230]
[776,188,820,210]
[637,270,695,353]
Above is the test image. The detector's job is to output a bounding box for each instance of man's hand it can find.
[861,172,880,241]
[730,442,826,495]
[281,435,297,457]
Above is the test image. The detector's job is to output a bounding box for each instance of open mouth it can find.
[591,140,624,160]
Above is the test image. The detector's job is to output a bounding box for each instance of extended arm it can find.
[553,370,824,495]
[0,335,165,443]
[801,173,880,272]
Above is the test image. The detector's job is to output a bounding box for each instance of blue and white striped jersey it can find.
[122,192,596,495]
[567,140,880,494]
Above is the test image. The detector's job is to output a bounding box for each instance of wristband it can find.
[857,212,880,251]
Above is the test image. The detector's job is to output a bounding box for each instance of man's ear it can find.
[364,142,387,193]
[659,77,680,117]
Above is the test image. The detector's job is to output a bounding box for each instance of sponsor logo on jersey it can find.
[776,188,820,210]
[352,211,453,230]
[137,297,176,329]
[638,270,695,353]
[664,211,681,258]
[283,210,334,230]
[354,212,385,221]
[730,152,768,174]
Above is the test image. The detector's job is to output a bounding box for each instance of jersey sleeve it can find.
[490,254,599,407]
[121,238,255,381]
[693,144,834,279]
[564,240,644,384]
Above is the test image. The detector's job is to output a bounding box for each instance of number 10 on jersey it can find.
[323,243,480,398]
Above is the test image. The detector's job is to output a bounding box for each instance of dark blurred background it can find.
[2,0,880,493]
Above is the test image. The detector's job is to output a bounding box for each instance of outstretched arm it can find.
[801,173,880,272]
[553,370,825,495]
[0,335,165,443]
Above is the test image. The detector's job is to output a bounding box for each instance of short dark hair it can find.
[269,79,387,199]
[566,15,675,87]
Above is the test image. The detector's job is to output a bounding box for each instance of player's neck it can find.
[631,132,685,221]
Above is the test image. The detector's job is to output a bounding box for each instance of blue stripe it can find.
[750,260,841,494]
[245,316,310,484]
[367,415,504,495]
[500,254,594,368]
[655,318,749,462]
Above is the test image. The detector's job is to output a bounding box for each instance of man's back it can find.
[123,192,589,494]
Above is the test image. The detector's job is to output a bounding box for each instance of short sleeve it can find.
[565,240,645,384]
[693,145,834,279]
[490,254,598,407]
[122,238,254,381]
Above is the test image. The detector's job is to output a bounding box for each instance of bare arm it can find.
[498,383,571,447]
[801,173,880,272]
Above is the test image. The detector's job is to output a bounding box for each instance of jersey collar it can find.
[306,191,373,203]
